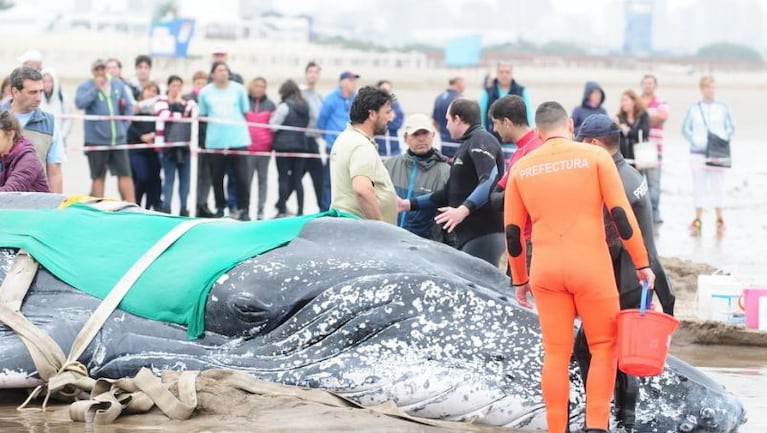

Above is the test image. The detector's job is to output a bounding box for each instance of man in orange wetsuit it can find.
[504,102,655,433]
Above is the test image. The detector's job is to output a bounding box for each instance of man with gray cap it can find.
[574,113,675,433]
[384,113,450,240]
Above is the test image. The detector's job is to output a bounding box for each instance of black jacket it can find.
[606,151,674,314]
[425,124,504,247]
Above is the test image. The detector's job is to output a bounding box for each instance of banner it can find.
[149,19,196,58]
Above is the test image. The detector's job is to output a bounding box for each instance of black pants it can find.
[275,156,305,214]
[303,137,324,211]
[209,150,250,212]
[196,152,212,207]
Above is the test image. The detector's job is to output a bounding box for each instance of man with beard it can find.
[329,86,397,224]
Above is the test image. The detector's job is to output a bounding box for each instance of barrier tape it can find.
[72,141,325,159]
[55,112,464,149]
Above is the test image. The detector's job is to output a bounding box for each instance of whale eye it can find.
[679,421,694,432]
[700,407,714,419]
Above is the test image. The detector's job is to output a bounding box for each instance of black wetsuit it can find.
[410,124,504,260]
[573,150,675,432]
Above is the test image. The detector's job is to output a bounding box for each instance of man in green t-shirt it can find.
[329,86,397,224]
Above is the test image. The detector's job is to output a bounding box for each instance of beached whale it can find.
[0,193,747,432]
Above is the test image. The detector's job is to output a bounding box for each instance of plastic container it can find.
[740,288,767,329]
[759,297,767,331]
[617,282,680,377]
[696,273,744,322]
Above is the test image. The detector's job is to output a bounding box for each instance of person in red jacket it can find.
[504,102,655,433]
[0,110,49,192]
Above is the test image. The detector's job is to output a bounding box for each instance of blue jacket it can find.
[374,100,404,157]
[572,81,607,134]
[75,79,134,146]
[317,87,355,151]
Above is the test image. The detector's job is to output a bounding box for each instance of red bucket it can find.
[616,283,680,377]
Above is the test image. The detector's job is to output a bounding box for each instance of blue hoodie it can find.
[75,78,134,146]
[317,86,355,152]
[572,81,606,134]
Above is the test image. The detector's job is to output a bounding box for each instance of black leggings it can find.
[209,151,249,212]
[275,156,305,214]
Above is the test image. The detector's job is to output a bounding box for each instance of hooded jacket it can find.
[572,81,606,133]
[39,67,73,143]
[0,137,49,192]
[384,148,450,239]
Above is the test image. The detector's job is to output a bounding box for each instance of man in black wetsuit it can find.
[397,98,504,265]
[574,114,676,433]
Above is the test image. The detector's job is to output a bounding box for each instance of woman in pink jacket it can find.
[0,110,49,193]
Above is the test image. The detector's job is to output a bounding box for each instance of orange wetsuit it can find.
[504,137,649,433]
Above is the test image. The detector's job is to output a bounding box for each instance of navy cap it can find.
[339,71,360,80]
[575,114,621,141]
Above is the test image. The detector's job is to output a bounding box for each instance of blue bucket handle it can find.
[640,280,652,315]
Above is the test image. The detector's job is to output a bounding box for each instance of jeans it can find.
[161,151,191,212]
[130,151,162,209]
[247,154,271,214]
[320,160,331,211]
[303,137,324,211]
[640,166,661,217]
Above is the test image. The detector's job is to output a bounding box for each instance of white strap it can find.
[67,218,218,365]
[0,250,39,312]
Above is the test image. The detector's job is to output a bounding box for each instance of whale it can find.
[0,192,748,432]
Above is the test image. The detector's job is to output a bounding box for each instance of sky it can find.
[2,0,764,55]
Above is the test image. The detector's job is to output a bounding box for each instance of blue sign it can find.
[445,35,482,67]
[149,19,196,58]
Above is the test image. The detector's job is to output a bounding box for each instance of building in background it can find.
[624,0,653,55]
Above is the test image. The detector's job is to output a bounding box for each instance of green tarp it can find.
[0,204,354,338]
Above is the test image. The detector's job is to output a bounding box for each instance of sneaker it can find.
[256,211,264,220]
[716,218,726,235]
[689,218,702,236]
[179,208,189,217]
[214,208,225,218]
